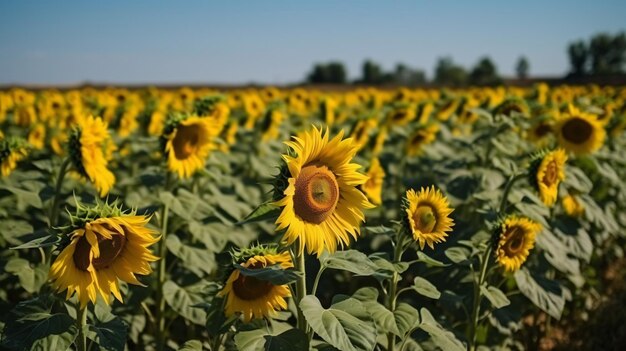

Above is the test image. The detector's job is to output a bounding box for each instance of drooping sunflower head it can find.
[28,123,47,150]
[494,216,541,273]
[259,104,285,142]
[361,158,385,206]
[0,136,29,177]
[495,97,530,117]
[68,115,116,197]
[529,149,568,207]
[526,116,554,145]
[218,246,292,323]
[562,194,585,217]
[386,104,416,126]
[274,126,374,256]
[403,186,454,250]
[555,104,606,155]
[49,201,159,308]
[161,113,221,179]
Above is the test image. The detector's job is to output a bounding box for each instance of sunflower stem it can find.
[75,305,88,351]
[156,173,171,351]
[387,236,406,351]
[467,245,492,351]
[293,243,308,335]
[49,157,71,228]
[498,173,526,214]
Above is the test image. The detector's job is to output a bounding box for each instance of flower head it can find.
[403,186,454,250]
[494,216,541,272]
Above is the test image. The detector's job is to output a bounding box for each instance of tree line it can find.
[305,31,625,86]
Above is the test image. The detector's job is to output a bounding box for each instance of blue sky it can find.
[0,0,624,85]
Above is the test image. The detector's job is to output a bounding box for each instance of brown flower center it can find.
[412,205,437,233]
[534,123,551,137]
[173,124,200,159]
[232,263,274,300]
[293,165,339,224]
[542,160,558,186]
[73,226,127,271]
[562,117,592,144]
[504,226,525,256]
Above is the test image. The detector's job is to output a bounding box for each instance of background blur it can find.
[0,0,625,85]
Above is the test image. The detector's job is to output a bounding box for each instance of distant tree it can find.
[434,57,467,86]
[361,60,384,84]
[306,61,347,84]
[567,40,588,76]
[589,32,626,74]
[393,63,427,85]
[469,57,501,86]
[516,56,530,79]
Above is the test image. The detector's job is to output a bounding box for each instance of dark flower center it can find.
[173,124,200,159]
[562,117,593,144]
[293,165,339,224]
[73,226,127,271]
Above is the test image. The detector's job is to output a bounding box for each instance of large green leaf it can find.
[5,257,48,293]
[320,250,379,276]
[480,285,510,309]
[88,304,128,351]
[163,280,213,325]
[418,308,465,351]
[412,277,441,299]
[514,268,565,319]
[166,234,215,277]
[237,200,281,225]
[415,251,449,267]
[236,264,301,285]
[264,328,309,351]
[394,303,420,337]
[233,322,293,351]
[177,339,203,350]
[351,287,398,335]
[300,295,377,351]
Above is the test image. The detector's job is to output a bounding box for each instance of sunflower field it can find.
[0,84,625,351]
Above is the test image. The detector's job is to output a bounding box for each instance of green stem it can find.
[49,158,71,228]
[498,174,526,214]
[156,173,171,351]
[387,237,406,351]
[75,305,88,351]
[294,244,308,334]
[311,266,325,297]
[467,245,492,351]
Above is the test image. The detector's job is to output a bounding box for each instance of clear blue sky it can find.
[1,0,625,85]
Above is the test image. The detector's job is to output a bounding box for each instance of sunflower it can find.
[406,124,439,156]
[274,126,374,256]
[350,118,377,151]
[28,124,46,150]
[69,115,116,197]
[386,104,416,126]
[555,104,606,155]
[162,115,220,179]
[362,158,385,206]
[494,216,541,272]
[404,186,454,250]
[562,194,584,217]
[218,251,292,322]
[49,205,159,308]
[320,97,336,126]
[0,137,29,177]
[527,118,553,145]
[260,108,285,142]
[531,149,567,207]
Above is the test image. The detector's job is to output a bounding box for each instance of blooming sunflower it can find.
[531,149,567,207]
[406,124,439,156]
[0,137,29,177]
[260,108,285,142]
[562,194,584,217]
[49,203,159,307]
[28,124,46,150]
[218,250,292,323]
[162,114,220,179]
[274,126,374,256]
[69,115,116,197]
[362,158,385,206]
[403,186,454,250]
[386,104,416,126]
[555,104,606,155]
[494,216,541,272]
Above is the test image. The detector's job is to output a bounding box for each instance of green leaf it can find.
[480,285,510,309]
[234,322,293,351]
[163,280,211,325]
[394,303,420,337]
[236,264,301,285]
[320,250,379,276]
[416,251,449,267]
[514,268,565,319]
[11,232,61,250]
[363,225,395,235]
[444,247,470,264]
[89,304,128,351]
[351,287,399,335]
[412,277,441,299]
[178,340,203,351]
[264,328,309,351]
[418,308,465,351]
[1,296,77,351]
[238,200,281,225]
[300,295,377,351]
[5,258,48,293]
[0,184,43,210]
[166,234,215,277]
